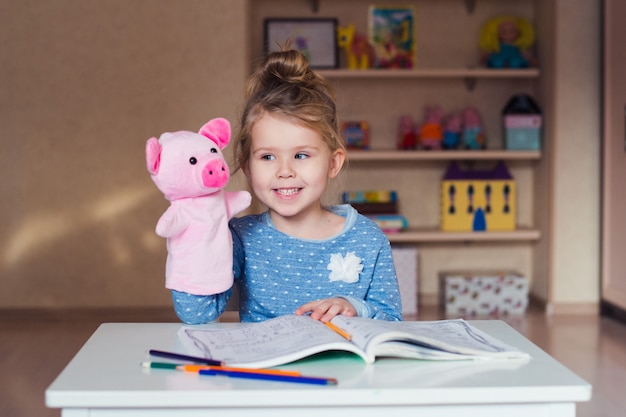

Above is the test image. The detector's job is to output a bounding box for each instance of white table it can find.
[46,321,591,417]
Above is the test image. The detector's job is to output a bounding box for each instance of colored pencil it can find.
[325,321,353,341]
[148,349,223,366]
[178,364,302,376]
[141,361,182,370]
[199,369,337,386]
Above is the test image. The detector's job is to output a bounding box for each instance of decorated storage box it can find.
[504,114,542,150]
[391,246,418,315]
[440,162,516,231]
[439,270,528,316]
[503,94,542,151]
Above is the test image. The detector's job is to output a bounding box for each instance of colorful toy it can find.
[441,162,516,232]
[145,118,251,295]
[397,115,417,149]
[461,107,486,150]
[479,16,536,69]
[342,121,370,149]
[442,112,462,150]
[418,106,444,150]
[367,214,408,234]
[337,24,374,69]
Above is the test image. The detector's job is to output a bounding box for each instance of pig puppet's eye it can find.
[189,157,197,165]
[211,148,218,153]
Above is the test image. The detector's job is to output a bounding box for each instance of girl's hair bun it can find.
[248,48,319,98]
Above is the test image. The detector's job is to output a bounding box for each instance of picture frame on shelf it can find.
[264,18,339,69]
[368,6,416,69]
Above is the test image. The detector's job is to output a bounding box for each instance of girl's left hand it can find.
[294,298,357,322]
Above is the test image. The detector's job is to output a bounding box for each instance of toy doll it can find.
[397,115,417,149]
[442,113,462,150]
[479,16,536,68]
[461,107,486,150]
[418,106,443,150]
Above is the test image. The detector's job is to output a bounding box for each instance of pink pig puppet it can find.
[145,118,251,295]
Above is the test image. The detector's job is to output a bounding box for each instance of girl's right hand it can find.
[294,298,357,322]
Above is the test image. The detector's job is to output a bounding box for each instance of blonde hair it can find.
[234,49,346,174]
[479,16,535,53]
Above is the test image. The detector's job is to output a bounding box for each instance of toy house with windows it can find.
[440,162,516,231]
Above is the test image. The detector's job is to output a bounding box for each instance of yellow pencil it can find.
[177,364,302,376]
[325,321,353,341]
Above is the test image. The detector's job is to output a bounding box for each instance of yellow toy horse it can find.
[337,25,373,69]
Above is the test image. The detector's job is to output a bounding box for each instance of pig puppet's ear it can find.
[146,137,162,175]
[198,118,231,149]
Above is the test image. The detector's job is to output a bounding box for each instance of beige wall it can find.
[550,0,601,308]
[1,0,248,308]
[0,0,601,310]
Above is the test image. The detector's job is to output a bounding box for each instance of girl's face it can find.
[246,113,345,223]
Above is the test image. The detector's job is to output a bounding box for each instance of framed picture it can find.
[264,18,339,69]
[368,6,416,69]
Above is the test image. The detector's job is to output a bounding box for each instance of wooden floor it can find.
[1,305,625,417]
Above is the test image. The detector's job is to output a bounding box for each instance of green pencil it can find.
[141,361,182,370]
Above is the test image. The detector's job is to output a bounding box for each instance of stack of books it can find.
[342,190,408,233]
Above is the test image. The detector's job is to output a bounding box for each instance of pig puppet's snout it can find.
[202,159,230,188]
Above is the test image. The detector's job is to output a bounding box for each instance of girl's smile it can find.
[274,187,302,197]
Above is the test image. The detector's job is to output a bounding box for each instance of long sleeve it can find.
[348,238,403,321]
[170,289,233,324]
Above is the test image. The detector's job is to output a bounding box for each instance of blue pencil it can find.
[199,368,337,386]
[148,349,223,366]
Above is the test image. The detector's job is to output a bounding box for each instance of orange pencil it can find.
[325,321,353,341]
[177,364,302,376]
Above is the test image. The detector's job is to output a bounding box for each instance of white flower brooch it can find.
[327,252,363,284]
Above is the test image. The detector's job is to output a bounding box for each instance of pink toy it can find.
[146,118,251,295]
[397,115,417,149]
[419,106,444,150]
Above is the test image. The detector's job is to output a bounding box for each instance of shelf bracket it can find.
[463,0,476,14]
[463,77,477,91]
[308,0,319,13]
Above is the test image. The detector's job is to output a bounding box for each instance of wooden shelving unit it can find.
[348,150,541,162]
[250,0,544,300]
[318,68,540,79]
[347,151,541,243]
[319,68,539,90]
[386,228,541,244]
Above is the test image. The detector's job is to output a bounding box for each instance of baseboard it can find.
[0,307,179,323]
[0,306,243,323]
[545,302,599,315]
[419,293,439,307]
[601,300,626,323]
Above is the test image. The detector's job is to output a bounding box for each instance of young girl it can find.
[172,49,403,324]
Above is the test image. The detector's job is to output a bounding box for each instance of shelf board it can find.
[387,228,541,243]
[318,68,540,79]
[348,150,541,162]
